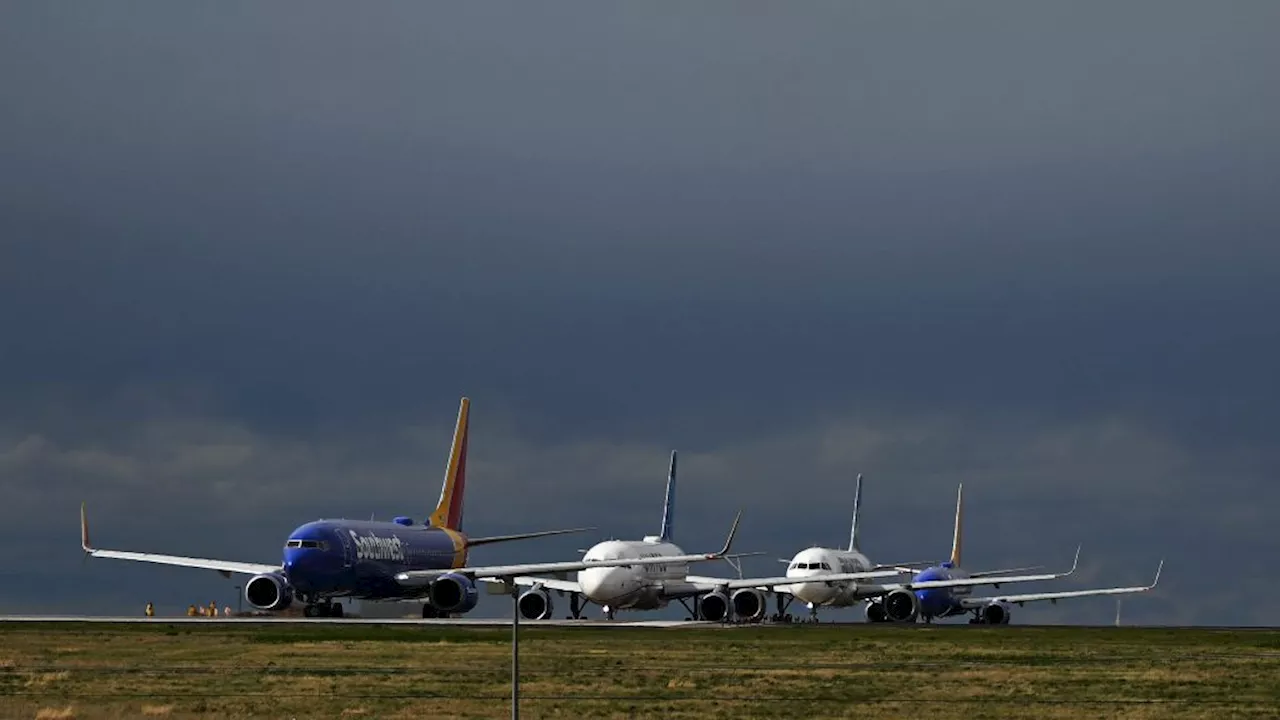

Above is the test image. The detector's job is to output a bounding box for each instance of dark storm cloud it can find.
[1,2,1278,622]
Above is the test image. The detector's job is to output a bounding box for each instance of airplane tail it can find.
[427,397,470,531]
[847,473,864,552]
[949,482,964,567]
[658,450,677,542]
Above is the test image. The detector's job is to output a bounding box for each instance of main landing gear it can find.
[569,593,584,620]
[303,602,344,618]
[422,604,449,619]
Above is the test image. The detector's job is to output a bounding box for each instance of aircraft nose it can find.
[917,589,946,615]
[792,579,836,604]
[578,566,624,602]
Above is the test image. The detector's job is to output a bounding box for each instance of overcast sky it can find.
[2,2,1278,624]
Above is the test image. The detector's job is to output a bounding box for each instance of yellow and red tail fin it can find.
[949,482,964,567]
[428,397,470,531]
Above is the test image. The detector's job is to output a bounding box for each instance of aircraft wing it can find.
[395,511,742,588]
[967,565,1045,578]
[503,576,583,594]
[854,546,1082,596]
[686,570,907,592]
[79,503,279,576]
[959,560,1163,609]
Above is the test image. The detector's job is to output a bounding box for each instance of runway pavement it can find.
[0,615,713,627]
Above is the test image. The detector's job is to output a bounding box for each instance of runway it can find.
[0,615,714,627]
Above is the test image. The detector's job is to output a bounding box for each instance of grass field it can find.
[2,622,1278,719]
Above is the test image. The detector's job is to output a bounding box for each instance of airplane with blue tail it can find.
[780,477,1162,624]
[80,398,743,618]
[873,483,1163,624]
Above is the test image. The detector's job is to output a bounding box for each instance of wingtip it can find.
[1070,544,1082,574]
[1150,558,1164,588]
[718,509,743,557]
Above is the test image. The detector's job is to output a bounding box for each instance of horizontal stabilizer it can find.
[396,510,743,587]
[968,565,1045,578]
[466,527,596,547]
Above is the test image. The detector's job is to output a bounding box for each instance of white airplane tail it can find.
[847,473,864,552]
[658,450,677,542]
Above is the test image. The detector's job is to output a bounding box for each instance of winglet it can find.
[80,502,92,553]
[714,510,743,557]
[1148,559,1164,589]
[1064,544,1081,576]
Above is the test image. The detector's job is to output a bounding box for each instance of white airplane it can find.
[780,479,1163,624]
[494,451,910,621]
[500,452,1087,623]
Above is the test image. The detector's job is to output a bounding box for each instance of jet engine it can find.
[517,587,554,620]
[244,572,294,611]
[730,589,766,621]
[864,600,888,623]
[698,590,730,622]
[882,588,920,623]
[979,601,1012,625]
[428,573,480,614]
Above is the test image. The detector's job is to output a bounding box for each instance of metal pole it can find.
[511,587,520,720]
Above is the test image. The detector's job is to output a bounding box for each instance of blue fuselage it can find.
[913,563,972,619]
[281,520,466,601]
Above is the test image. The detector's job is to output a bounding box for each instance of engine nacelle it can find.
[730,589,765,621]
[517,587,554,620]
[428,573,480,614]
[980,601,1012,625]
[864,600,888,623]
[244,573,293,611]
[698,590,730,622]
[883,588,920,623]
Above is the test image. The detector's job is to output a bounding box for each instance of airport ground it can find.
[2,621,1278,719]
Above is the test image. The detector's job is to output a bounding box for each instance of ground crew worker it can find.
[145,602,154,617]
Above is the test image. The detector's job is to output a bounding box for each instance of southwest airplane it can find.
[80,398,739,618]
[488,450,967,620]
[783,479,1163,624]
[869,483,1163,624]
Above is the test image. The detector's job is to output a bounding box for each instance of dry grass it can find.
[0,623,1277,719]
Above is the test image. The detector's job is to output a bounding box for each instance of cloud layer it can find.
[1,2,1277,623]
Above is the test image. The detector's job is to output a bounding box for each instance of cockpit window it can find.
[820,562,832,570]
[286,539,324,549]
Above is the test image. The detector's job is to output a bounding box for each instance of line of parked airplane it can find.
[79,397,1162,624]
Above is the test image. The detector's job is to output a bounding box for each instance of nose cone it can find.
[578,566,626,603]
[917,589,948,617]
[790,579,838,605]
